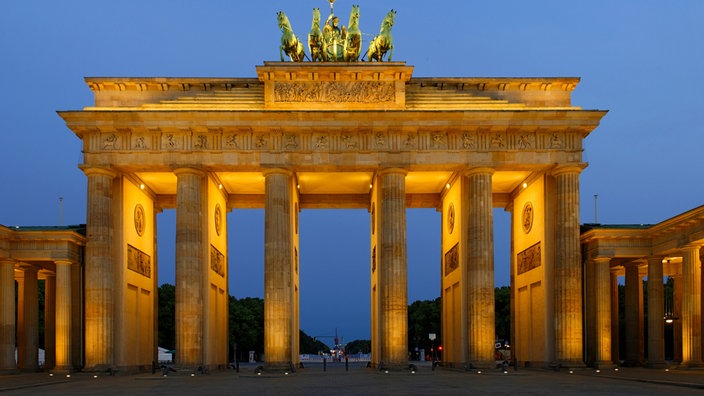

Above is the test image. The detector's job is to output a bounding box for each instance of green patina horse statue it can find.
[277,11,306,62]
[308,8,325,62]
[367,9,395,62]
[343,5,361,62]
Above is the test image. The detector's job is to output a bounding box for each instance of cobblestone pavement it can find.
[1,362,703,395]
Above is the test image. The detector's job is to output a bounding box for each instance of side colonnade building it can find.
[581,205,704,369]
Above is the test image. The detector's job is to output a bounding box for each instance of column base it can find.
[50,367,74,376]
[593,361,617,370]
[263,361,296,374]
[645,361,667,369]
[550,360,586,370]
[463,360,497,371]
[678,361,704,369]
[375,361,418,372]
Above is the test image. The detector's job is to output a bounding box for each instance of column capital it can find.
[463,167,495,177]
[377,167,408,177]
[80,166,117,178]
[551,164,586,177]
[590,257,612,265]
[53,260,74,267]
[262,168,293,177]
[173,167,205,177]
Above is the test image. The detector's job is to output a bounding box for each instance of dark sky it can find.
[1,0,703,342]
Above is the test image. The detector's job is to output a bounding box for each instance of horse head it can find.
[311,8,320,27]
[277,11,290,31]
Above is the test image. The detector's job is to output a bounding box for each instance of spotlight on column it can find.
[140,183,145,190]
[446,183,451,189]
[522,182,528,188]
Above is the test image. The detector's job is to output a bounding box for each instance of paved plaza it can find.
[1,362,703,395]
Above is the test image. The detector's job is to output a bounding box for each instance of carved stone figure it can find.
[367,9,395,62]
[277,11,306,62]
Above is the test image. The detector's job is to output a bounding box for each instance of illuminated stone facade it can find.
[54,61,609,371]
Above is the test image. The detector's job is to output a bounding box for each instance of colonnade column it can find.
[174,168,205,369]
[464,168,495,368]
[681,245,702,367]
[624,263,644,366]
[593,258,613,368]
[263,169,296,370]
[0,259,16,373]
[17,265,38,371]
[673,272,683,363]
[44,274,55,370]
[646,256,665,367]
[610,268,620,364]
[552,166,584,366]
[377,169,408,368]
[82,167,116,369]
[54,261,73,372]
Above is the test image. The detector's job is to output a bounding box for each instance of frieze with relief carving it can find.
[517,242,541,275]
[274,81,395,103]
[210,245,225,277]
[127,244,151,278]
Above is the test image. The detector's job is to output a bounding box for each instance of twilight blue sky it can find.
[1,1,702,342]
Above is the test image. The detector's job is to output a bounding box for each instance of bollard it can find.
[323,357,327,372]
[345,355,349,371]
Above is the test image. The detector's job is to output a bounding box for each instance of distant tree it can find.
[300,330,330,354]
[230,296,264,362]
[157,284,175,350]
[407,297,441,357]
[495,286,510,342]
[345,339,371,354]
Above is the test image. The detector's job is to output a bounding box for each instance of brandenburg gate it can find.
[57,57,606,371]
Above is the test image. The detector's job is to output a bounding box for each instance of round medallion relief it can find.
[522,201,534,234]
[134,204,146,237]
[214,203,222,236]
[447,203,455,234]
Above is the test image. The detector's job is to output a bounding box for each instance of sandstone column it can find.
[54,261,73,372]
[610,268,620,364]
[44,273,56,370]
[0,259,16,373]
[378,169,408,368]
[552,166,584,366]
[82,167,116,369]
[646,256,665,367]
[681,245,702,366]
[174,168,205,369]
[264,169,295,370]
[673,272,682,363]
[624,263,643,366]
[593,258,613,368]
[464,168,495,368]
[17,265,39,371]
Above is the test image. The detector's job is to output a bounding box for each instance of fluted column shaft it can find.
[646,257,665,367]
[0,259,16,372]
[378,169,408,367]
[553,167,583,365]
[593,258,613,367]
[54,261,73,371]
[83,168,116,369]
[18,266,38,371]
[264,169,294,369]
[464,168,495,367]
[681,246,702,366]
[175,168,205,368]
